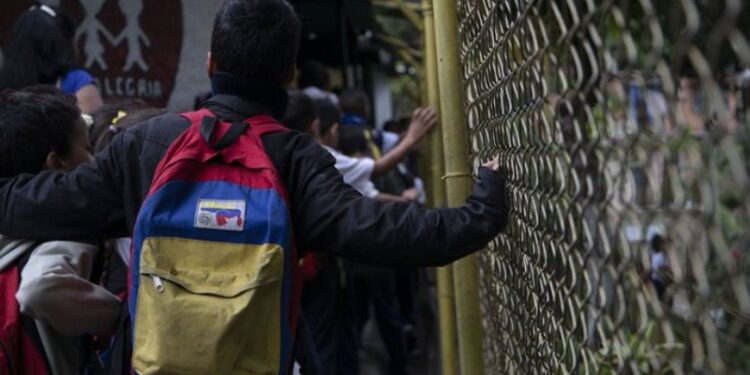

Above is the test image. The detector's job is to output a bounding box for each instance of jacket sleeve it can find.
[287,138,508,267]
[16,241,121,337]
[0,133,130,241]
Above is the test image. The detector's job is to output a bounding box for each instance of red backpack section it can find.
[0,264,49,375]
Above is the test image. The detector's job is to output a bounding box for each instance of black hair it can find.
[211,0,301,85]
[338,126,369,156]
[0,4,77,90]
[283,90,316,132]
[383,117,411,133]
[92,107,164,154]
[383,119,398,133]
[0,86,80,177]
[299,61,330,90]
[314,98,341,136]
[339,89,370,118]
[650,234,665,253]
[89,99,150,148]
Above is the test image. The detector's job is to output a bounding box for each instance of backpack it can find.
[1,242,130,375]
[0,246,50,375]
[129,109,300,374]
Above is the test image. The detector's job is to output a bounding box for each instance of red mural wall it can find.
[1,1,183,107]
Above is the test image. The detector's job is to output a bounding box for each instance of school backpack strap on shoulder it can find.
[198,116,249,149]
[129,110,299,375]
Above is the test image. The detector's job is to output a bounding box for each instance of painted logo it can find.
[0,0,183,107]
[195,200,246,231]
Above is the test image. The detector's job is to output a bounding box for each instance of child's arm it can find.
[0,132,132,240]
[372,107,436,176]
[291,142,508,267]
[15,241,121,337]
[0,113,188,241]
[374,192,410,203]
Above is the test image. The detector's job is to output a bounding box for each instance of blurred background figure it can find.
[299,60,338,105]
[0,4,103,114]
[87,98,157,153]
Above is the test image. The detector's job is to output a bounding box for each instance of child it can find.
[90,105,165,154]
[339,88,401,154]
[299,60,339,105]
[88,99,150,152]
[0,5,103,113]
[284,90,435,202]
[286,93,439,373]
[0,86,119,375]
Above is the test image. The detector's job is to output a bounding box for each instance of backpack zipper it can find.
[151,275,164,293]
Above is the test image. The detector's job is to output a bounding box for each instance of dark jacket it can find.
[0,77,507,267]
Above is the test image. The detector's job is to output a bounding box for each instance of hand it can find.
[401,188,420,202]
[404,107,437,146]
[483,155,501,172]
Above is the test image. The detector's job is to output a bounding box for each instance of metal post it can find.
[431,0,486,374]
[422,1,457,374]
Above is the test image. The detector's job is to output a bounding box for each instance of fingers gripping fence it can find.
[454,0,750,373]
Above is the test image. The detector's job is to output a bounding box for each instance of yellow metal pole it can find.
[432,0,486,374]
[422,1,457,374]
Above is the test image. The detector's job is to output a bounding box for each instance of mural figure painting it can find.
[56,0,182,106]
[75,0,115,70]
[116,0,149,72]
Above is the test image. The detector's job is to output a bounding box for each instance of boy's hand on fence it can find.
[401,187,420,202]
[404,107,437,146]
[483,155,501,172]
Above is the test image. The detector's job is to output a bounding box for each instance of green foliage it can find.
[592,323,681,375]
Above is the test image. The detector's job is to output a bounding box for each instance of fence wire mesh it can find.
[455,0,750,373]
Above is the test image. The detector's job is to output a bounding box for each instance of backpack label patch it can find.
[195,199,246,231]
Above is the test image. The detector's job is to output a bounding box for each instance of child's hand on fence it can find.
[401,187,420,202]
[405,107,437,146]
[483,155,501,172]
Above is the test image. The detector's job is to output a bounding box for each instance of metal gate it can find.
[454,1,750,373]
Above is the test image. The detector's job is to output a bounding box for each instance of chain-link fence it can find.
[455,0,750,373]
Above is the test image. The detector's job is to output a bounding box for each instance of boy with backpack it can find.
[0,86,124,375]
[0,1,508,374]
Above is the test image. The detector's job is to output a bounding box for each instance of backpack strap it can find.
[199,117,249,150]
[14,241,41,269]
[98,301,130,375]
[182,107,285,149]
[246,118,288,138]
[181,108,213,125]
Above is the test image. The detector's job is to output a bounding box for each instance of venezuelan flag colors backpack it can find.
[130,109,300,374]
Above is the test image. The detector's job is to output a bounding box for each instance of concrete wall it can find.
[167,0,223,111]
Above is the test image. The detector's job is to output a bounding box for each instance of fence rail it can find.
[453,0,750,373]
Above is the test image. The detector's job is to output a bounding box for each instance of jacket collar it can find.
[207,71,288,121]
